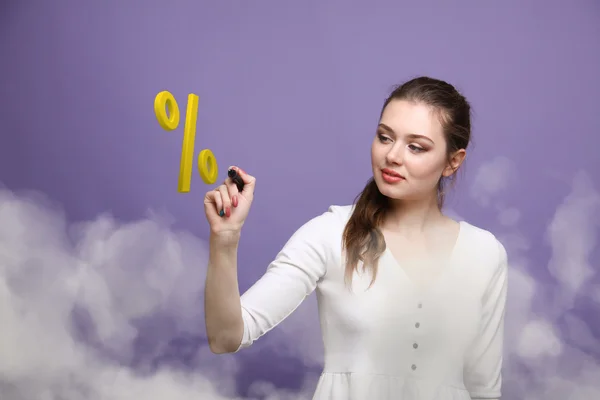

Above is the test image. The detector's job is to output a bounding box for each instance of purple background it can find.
[1,1,599,399]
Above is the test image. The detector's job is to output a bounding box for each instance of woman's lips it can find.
[381,168,405,183]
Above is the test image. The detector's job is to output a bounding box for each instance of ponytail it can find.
[342,178,388,289]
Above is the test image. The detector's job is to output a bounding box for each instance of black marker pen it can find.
[228,167,245,193]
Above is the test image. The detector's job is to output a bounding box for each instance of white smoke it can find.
[469,157,600,400]
[0,188,318,400]
[469,156,517,208]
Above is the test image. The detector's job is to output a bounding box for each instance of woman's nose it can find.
[385,145,403,165]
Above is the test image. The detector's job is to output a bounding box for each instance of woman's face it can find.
[371,99,463,203]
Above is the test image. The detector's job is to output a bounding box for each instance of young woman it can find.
[203,77,508,400]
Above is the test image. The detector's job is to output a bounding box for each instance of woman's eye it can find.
[378,134,391,143]
[408,144,425,152]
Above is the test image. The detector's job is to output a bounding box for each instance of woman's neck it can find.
[382,195,446,235]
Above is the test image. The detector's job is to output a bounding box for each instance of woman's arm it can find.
[205,208,338,354]
[204,231,244,354]
[464,239,508,399]
[233,209,336,352]
[203,166,256,354]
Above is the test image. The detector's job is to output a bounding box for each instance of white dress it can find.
[235,205,508,400]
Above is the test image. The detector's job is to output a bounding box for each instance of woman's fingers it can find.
[210,187,223,216]
[204,166,255,222]
[218,184,231,217]
[229,166,256,199]
[225,178,239,208]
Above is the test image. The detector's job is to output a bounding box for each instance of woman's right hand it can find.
[204,166,256,236]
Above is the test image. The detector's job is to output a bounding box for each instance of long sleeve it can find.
[464,240,508,399]
[234,208,338,352]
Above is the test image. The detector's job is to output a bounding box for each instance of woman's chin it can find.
[376,181,405,199]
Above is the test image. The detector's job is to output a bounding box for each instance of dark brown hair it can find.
[342,76,472,288]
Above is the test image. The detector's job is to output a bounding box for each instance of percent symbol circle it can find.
[154,90,219,192]
[154,91,180,130]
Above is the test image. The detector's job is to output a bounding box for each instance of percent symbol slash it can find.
[154,91,219,193]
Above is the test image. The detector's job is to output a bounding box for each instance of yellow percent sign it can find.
[154,91,219,193]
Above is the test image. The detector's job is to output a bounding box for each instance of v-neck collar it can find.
[382,220,467,293]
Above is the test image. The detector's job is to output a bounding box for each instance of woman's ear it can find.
[443,149,466,177]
